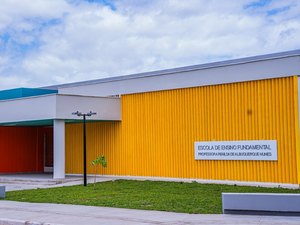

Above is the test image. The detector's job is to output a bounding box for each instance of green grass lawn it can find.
[4,180,300,214]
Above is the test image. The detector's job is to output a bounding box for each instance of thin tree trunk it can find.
[94,166,97,190]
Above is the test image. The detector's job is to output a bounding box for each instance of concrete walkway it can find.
[0,201,300,225]
[0,174,116,191]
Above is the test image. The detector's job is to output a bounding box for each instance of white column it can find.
[53,119,65,179]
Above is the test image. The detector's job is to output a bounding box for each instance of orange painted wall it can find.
[0,127,45,173]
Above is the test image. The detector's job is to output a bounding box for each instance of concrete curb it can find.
[0,218,63,225]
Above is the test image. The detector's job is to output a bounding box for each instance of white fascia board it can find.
[56,94,121,121]
[57,56,300,96]
[0,94,121,124]
[0,94,57,124]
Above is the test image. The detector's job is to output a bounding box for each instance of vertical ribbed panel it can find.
[65,122,121,175]
[65,76,299,184]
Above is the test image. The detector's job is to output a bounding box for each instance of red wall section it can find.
[0,127,44,173]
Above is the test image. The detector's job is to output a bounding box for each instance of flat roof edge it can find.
[0,93,119,103]
[43,49,300,90]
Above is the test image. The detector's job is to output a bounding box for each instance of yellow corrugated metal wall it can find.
[65,76,300,184]
[66,122,122,175]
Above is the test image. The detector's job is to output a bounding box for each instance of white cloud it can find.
[0,0,300,89]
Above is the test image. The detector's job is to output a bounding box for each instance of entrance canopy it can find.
[0,89,120,179]
[0,93,121,125]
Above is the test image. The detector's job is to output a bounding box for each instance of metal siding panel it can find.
[65,122,123,175]
[295,76,300,184]
[65,76,299,184]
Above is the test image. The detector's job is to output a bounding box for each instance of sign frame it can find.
[194,140,277,161]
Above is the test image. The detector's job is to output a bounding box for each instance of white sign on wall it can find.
[194,140,277,161]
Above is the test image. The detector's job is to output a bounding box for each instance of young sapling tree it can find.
[91,155,107,189]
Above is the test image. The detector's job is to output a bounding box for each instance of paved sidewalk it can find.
[0,201,300,225]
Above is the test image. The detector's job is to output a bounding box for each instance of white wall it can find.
[0,94,121,124]
[57,56,300,97]
[56,95,120,121]
[0,95,56,123]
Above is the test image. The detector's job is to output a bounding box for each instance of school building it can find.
[0,49,300,186]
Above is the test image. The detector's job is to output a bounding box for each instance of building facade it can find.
[1,50,300,185]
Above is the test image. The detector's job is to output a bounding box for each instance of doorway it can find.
[42,127,53,172]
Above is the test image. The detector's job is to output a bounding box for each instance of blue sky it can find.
[0,0,299,89]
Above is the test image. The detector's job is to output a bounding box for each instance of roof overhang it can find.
[0,94,120,126]
[44,50,300,96]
